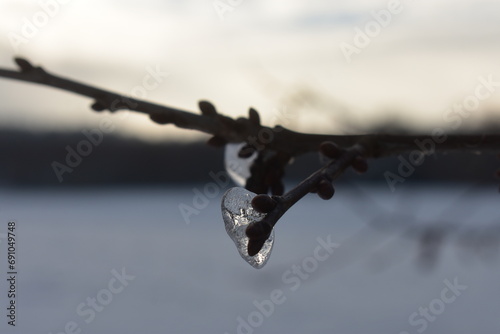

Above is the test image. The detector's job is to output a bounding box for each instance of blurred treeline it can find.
[0,129,498,187]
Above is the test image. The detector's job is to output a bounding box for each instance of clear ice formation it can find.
[221,187,274,269]
[224,143,257,186]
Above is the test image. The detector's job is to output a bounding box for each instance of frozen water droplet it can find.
[221,187,274,269]
[224,143,257,186]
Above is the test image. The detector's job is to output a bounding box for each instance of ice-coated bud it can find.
[246,221,272,240]
[251,194,277,213]
[222,187,274,268]
[247,238,267,257]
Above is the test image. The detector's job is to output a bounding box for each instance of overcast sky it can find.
[1,0,500,141]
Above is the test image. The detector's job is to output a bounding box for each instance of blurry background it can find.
[0,1,500,333]
[1,0,500,140]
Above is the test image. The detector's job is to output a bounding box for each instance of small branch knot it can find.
[14,57,34,73]
[198,100,218,116]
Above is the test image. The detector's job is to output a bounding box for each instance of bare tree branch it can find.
[1,57,499,160]
[2,57,500,258]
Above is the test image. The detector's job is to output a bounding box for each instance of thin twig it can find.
[245,142,369,255]
[273,144,365,222]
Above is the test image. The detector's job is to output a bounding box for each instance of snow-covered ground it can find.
[0,184,499,333]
